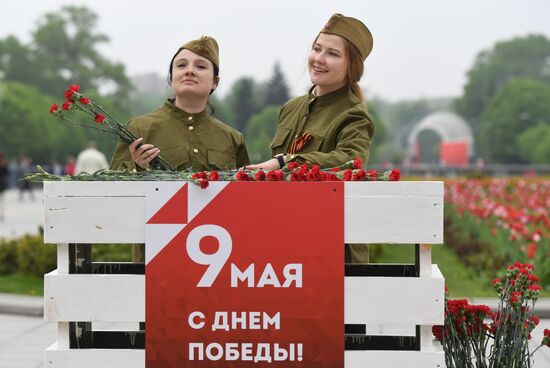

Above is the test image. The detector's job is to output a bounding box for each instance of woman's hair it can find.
[167,47,219,90]
[343,39,365,102]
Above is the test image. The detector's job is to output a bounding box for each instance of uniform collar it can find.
[307,85,356,108]
[163,99,208,123]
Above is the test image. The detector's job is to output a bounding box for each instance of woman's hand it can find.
[246,158,280,171]
[129,138,160,169]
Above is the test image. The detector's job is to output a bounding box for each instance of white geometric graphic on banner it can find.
[145,224,186,264]
[146,182,186,221]
[145,181,229,265]
[187,181,229,223]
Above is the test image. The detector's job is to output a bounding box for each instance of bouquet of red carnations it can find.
[49,84,173,171]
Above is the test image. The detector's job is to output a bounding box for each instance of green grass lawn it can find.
[0,273,43,296]
[370,244,550,298]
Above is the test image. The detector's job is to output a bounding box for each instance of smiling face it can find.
[170,48,218,98]
[308,33,349,95]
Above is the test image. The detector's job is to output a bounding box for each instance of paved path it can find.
[0,188,44,240]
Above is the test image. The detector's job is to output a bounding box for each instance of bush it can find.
[0,238,18,274]
[15,234,56,276]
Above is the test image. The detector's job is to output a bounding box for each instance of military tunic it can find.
[271,86,375,264]
[271,85,374,167]
[111,100,249,171]
[110,100,249,263]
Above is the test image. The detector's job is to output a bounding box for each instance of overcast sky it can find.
[2,1,549,102]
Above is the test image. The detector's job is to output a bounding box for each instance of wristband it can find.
[274,154,285,168]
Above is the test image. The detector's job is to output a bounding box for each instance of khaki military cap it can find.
[320,13,373,61]
[181,36,219,69]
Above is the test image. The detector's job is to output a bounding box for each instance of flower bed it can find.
[445,177,550,287]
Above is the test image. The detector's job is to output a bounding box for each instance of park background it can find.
[0,0,550,309]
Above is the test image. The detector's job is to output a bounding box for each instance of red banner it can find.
[145,182,344,367]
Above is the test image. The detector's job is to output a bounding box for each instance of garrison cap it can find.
[320,13,373,61]
[181,36,219,69]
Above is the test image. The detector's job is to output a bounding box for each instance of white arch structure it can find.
[407,111,474,162]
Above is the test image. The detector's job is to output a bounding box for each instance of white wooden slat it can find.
[44,181,444,244]
[44,266,443,325]
[44,197,145,244]
[345,265,444,325]
[45,343,144,368]
[44,345,443,368]
[344,181,444,197]
[344,193,443,244]
[345,350,444,368]
[44,270,144,322]
[44,181,147,197]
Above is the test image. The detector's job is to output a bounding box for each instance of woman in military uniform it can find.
[111,36,249,172]
[111,36,250,264]
[247,14,375,263]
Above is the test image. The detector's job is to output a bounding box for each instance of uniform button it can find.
[295,134,298,138]
[188,126,194,131]
[188,116,193,121]
[193,148,199,154]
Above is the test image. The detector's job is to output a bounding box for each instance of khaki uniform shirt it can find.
[110,100,249,171]
[271,86,374,264]
[271,86,374,167]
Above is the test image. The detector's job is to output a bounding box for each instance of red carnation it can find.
[342,169,352,181]
[367,170,377,178]
[432,325,444,342]
[254,170,266,181]
[266,170,284,181]
[192,171,207,180]
[64,84,80,101]
[208,171,219,181]
[49,103,59,114]
[235,170,251,181]
[94,114,106,123]
[197,178,209,189]
[80,97,90,105]
[287,162,300,170]
[389,168,401,181]
[353,158,363,169]
[62,101,71,111]
[352,169,366,181]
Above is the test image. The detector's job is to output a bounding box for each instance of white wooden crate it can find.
[43,181,445,367]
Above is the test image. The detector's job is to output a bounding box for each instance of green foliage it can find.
[92,244,132,262]
[14,235,56,276]
[245,105,280,162]
[264,62,290,106]
[478,78,550,163]
[366,101,387,164]
[455,34,550,128]
[226,77,258,133]
[0,81,121,163]
[29,6,131,101]
[517,124,550,164]
[0,238,18,274]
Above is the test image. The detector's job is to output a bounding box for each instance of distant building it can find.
[407,112,473,166]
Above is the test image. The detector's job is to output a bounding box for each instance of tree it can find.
[478,78,550,163]
[0,6,132,105]
[454,34,550,130]
[245,106,280,162]
[264,62,290,107]
[517,125,550,164]
[226,77,257,133]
